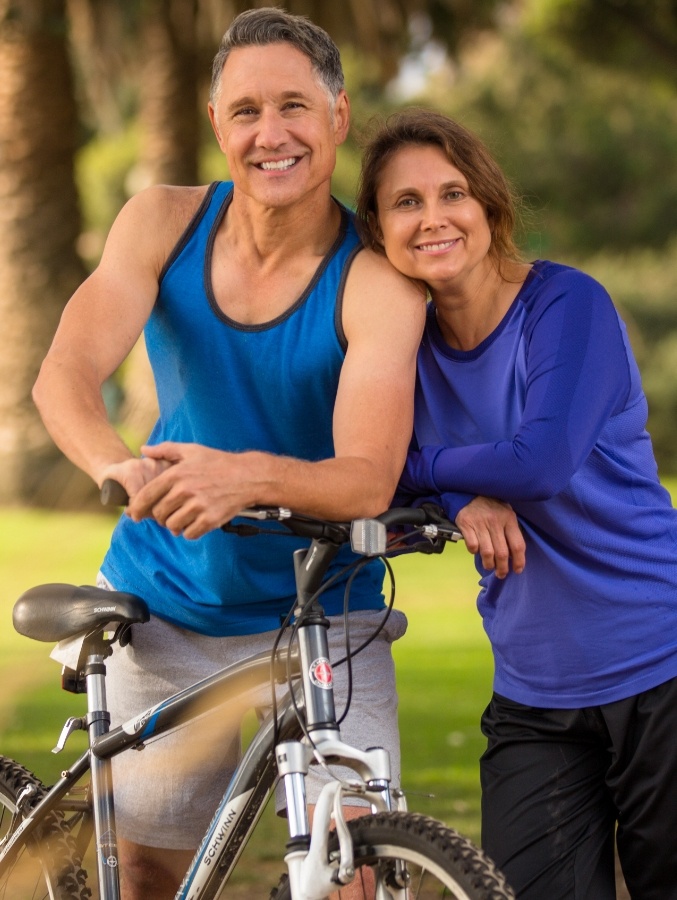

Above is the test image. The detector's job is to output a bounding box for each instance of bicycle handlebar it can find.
[99,479,462,554]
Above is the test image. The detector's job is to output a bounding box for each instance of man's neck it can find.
[224,187,341,263]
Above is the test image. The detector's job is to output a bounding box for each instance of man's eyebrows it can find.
[226,90,309,111]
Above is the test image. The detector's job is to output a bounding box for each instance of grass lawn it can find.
[0,504,489,893]
[3,483,675,890]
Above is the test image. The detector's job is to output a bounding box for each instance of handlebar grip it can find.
[376,507,430,529]
[101,479,129,507]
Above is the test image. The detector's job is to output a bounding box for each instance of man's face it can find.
[208,43,350,209]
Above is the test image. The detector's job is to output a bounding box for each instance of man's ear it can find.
[208,103,223,146]
[333,90,351,146]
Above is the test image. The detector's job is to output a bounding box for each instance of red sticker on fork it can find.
[309,657,333,689]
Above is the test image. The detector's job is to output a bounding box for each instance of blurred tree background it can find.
[1,0,676,506]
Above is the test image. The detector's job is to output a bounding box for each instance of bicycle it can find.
[0,484,515,900]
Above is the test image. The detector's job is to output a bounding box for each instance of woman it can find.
[356,108,677,899]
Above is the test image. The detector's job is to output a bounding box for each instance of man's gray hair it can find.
[210,7,345,104]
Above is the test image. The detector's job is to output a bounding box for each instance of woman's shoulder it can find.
[527,259,609,294]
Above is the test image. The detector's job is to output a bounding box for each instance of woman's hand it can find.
[455,496,525,578]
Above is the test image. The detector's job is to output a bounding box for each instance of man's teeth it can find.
[260,158,297,171]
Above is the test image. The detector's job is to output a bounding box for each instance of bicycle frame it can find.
[1,535,401,900]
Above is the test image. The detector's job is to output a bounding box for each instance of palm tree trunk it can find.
[0,0,94,505]
[138,0,200,187]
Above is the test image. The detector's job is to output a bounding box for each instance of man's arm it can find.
[33,186,198,495]
[129,250,427,537]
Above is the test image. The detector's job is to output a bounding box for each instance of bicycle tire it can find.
[270,811,515,900]
[0,756,91,900]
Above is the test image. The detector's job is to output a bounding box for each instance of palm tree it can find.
[0,0,509,505]
[0,0,94,505]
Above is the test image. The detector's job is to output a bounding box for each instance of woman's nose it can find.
[420,202,447,231]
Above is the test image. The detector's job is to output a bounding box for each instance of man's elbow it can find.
[32,363,50,416]
[363,477,400,518]
[32,356,68,421]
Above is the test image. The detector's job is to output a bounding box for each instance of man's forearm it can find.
[131,443,403,539]
[255,452,399,520]
[33,362,134,486]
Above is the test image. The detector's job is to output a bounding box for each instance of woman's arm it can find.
[401,272,633,502]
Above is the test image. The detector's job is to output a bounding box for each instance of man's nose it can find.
[255,109,287,148]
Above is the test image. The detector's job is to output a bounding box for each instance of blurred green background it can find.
[1,0,676,506]
[0,1,675,893]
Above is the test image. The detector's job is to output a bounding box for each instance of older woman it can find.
[356,108,677,900]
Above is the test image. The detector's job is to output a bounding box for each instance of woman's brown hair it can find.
[355,108,523,264]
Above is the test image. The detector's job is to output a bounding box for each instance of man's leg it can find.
[480,693,616,900]
[104,616,266,898]
[604,675,677,900]
[117,841,192,900]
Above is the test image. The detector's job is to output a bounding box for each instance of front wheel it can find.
[271,810,515,899]
[0,756,91,900]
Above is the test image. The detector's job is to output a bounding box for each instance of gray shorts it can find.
[102,584,407,850]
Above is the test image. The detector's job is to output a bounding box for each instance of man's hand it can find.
[125,442,268,539]
[100,456,173,502]
[455,496,525,578]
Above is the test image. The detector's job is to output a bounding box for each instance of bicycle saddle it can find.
[13,584,149,642]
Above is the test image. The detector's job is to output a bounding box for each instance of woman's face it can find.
[374,144,494,292]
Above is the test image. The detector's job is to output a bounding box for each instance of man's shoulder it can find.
[116,184,217,261]
[347,247,426,300]
[342,249,426,344]
[126,183,214,224]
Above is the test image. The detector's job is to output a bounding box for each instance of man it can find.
[34,9,427,898]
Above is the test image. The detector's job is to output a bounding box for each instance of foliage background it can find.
[1,6,673,895]
[0,0,676,503]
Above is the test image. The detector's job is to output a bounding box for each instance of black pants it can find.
[480,677,677,900]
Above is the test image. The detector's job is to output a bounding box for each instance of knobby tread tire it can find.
[0,756,91,900]
[270,810,515,899]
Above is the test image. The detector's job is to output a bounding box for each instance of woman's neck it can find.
[431,261,531,352]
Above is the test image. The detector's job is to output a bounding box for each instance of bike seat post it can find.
[84,642,121,900]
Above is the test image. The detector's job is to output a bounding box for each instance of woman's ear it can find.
[367,211,384,248]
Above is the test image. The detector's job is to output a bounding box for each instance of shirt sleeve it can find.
[401,273,633,502]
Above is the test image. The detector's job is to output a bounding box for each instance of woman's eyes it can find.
[394,190,465,208]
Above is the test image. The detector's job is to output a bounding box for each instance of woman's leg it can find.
[480,693,616,900]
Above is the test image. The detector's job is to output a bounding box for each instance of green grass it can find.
[5,484,675,880]
[0,508,120,776]
[0,505,487,896]
[0,507,487,840]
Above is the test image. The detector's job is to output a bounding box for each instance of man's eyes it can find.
[233,102,305,117]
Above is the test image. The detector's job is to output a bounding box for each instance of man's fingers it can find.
[127,468,179,519]
[141,442,184,462]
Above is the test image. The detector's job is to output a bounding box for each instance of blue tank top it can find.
[101,181,385,635]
